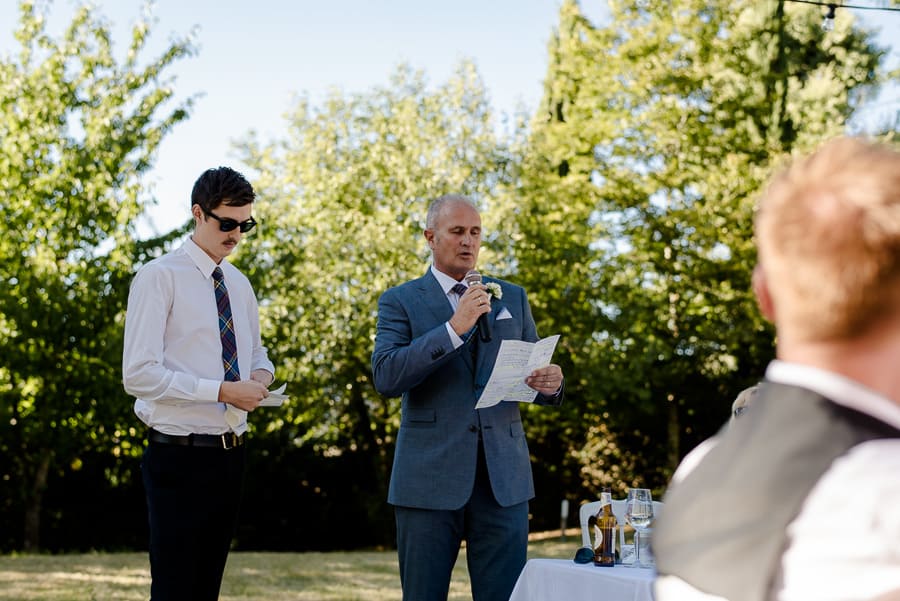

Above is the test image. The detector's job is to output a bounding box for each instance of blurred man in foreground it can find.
[653,137,900,601]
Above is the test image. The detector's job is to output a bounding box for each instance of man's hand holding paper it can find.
[259,382,290,407]
[475,335,560,409]
[525,362,563,396]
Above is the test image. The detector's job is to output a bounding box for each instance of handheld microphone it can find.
[464,269,492,342]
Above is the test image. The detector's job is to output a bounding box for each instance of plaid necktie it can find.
[212,266,240,382]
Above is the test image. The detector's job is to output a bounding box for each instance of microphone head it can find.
[464,269,482,286]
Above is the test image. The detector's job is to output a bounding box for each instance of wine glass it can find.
[625,488,654,568]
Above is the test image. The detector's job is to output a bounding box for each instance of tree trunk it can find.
[23,451,51,552]
[667,401,680,476]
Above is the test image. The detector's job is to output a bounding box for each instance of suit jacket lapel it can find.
[417,271,453,323]
[417,270,475,373]
[474,301,501,377]
[474,277,509,378]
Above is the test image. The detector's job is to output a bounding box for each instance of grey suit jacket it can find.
[372,269,562,510]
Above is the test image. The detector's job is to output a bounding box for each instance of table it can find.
[508,558,656,601]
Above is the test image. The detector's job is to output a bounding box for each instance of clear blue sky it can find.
[1,1,897,236]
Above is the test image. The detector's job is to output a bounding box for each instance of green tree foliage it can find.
[0,0,893,552]
[0,1,194,550]
[509,0,887,499]
[234,62,514,539]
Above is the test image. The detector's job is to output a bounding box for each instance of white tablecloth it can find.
[508,558,656,601]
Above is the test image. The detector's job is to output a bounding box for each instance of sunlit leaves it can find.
[0,1,194,548]
[509,0,887,495]
[236,62,512,460]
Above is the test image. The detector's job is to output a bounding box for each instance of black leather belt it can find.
[148,429,244,450]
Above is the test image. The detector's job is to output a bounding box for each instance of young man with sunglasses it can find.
[123,166,274,601]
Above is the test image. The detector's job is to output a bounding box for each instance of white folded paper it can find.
[474,334,560,409]
[259,382,289,407]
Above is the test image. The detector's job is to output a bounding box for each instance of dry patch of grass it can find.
[0,552,149,601]
[0,535,576,601]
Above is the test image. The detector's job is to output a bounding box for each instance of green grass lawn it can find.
[0,531,577,600]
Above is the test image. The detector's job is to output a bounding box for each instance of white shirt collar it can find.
[430,264,464,295]
[184,236,221,279]
[766,360,900,429]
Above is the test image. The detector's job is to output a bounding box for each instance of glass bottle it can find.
[592,487,617,567]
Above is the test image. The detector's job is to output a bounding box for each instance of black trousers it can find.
[141,438,246,601]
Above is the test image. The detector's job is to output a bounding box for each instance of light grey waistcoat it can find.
[652,382,900,601]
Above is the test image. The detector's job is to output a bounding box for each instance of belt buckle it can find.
[221,433,239,449]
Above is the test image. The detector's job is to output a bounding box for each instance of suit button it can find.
[468,425,478,433]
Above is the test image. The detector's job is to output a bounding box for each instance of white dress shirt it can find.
[122,237,274,436]
[656,360,900,601]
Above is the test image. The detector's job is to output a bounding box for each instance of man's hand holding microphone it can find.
[448,270,492,341]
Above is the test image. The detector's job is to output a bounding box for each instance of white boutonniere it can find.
[485,282,502,300]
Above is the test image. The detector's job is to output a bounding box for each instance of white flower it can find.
[485,282,502,300]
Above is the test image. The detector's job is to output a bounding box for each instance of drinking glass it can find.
[625,488,654,568]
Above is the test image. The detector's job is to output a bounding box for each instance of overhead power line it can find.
[784,0,900,11]
[784,0,900,32]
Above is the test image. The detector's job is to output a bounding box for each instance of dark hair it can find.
[190,166,255,212]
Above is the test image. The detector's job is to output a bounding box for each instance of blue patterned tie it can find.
[451,283,477,357]
[212,267,240,382]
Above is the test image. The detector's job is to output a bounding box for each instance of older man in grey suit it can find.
[372,194,564,601]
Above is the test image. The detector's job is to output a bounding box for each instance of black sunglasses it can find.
[204,210,257,233]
